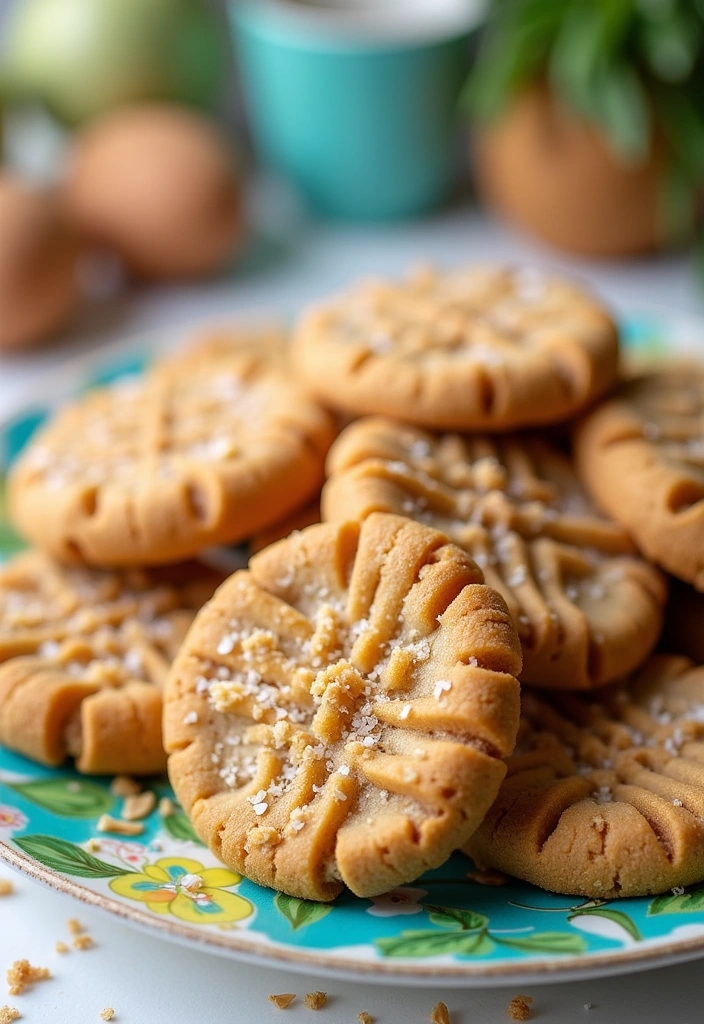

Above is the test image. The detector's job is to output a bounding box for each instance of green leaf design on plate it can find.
[425,905,489,931]
[14,834,131,878]
[649,885,704,916]
[10,778,113,818]
[274,893,333,931]
[568,907,643,941]
[495,931,588,954]
[375,928,495,959]
[162,811,202,845]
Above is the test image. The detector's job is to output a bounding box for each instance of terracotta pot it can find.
[473,85,667,257]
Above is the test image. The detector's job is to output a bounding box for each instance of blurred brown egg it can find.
[473,86,665,257]
[62,104,245,280]
[0,176,81,353]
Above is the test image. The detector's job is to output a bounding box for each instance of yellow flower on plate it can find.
[109,857,253,925]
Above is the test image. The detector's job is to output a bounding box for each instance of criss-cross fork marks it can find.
[618,371,704,482]
[0,551,218,773]
[323,419,666,690]
[315,266,601,361]
[466,655,704,898]
[165,514,522,901]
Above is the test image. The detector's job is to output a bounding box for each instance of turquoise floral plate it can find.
[3,316,704,987]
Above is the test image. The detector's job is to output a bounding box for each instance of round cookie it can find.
[575,368,704,588]
[9,331,336,566]
[323,418,666,690]
[0,550,221,774]
[293,265,619,431]
[164,513,522,901]
[465,654,704,898]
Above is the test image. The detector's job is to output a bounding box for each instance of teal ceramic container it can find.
[230,1,481,220]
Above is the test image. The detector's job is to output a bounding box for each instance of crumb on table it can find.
[304,991,327,1010]
[0,1006,20,1023]
[158,797,176,818]
[54,942,69,955]
[268,994,295,1010]
[121,791,156,822]
[6,960,51,996]
[85,839,102,853]
[508,995,533,1021]
[67,918,83,936]
[358,1013,374,1024]
[99,1009,115,1021]
[73,936,95,952]
[0,880,14,898]
[97,814,144,837]
[110,776,141,797]
[430,1002,450,1024]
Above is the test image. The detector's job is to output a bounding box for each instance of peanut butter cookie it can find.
[293,266,618,430]
[466,654,704,898]
[9,332,335,566]
[164,513,522,900]
[575,368,704,588]
[0,550,221,773]
[323,418,666,690]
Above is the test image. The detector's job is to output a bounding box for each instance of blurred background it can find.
[0,0,703,410]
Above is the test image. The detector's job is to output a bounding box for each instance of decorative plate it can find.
[3,315,704,987]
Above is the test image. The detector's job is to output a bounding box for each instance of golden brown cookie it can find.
[0,550,221,774]
[9,331,335,566]
[466,654,704,898]
[292,265,618,430]
[575,368,704,588]
[164,513,522,901]
[323,418,666,690]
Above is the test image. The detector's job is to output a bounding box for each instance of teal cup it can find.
[229,1,481,220]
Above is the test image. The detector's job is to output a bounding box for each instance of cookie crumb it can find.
[304,991,327,1010]
[358,1014,374,1024]
[430,1002,450,1024]
[73,935,95,951]
[0,880,14,897]
[268,994,295,1010]
[508,996,533,1021]
[584,1004,595,1011]
[0,1006,20,1023]
[109,776,141,797]
[97,814,144,836]
[67,918,83,935]
[85,838,102,853]
[6,960,51,996]
[55,942,69,955]
[99,1010,115,1021]
[466,868,509,887]
[158,797,176,817]
[121,791,156,821]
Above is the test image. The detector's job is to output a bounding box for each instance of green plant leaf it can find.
[376,928,495,959]
[10,779,113,818]
[568,907,642,941]
[14,834,130,878]
[273,893,333,931]
[425,905,489,931]
[649,885,704,915]
[591,62,651,161]
[162,811,202,845]
[495,931,588,954]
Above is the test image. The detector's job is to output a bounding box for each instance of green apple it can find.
[1,0,228,125]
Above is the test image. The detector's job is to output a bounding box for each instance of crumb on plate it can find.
[0,880,14,897]
[97,814,144,837]
[6,960,50,996]
[158,797,176,817]
[67,918,83,935]
[85,839,102,853]
[73,936,95,952]
[99,1009,115,1021]
[121,791,156,821]
[0,1006,20,1023]
[508,995,533,1021]
[55,942,69,955]
[430,1002,450,1024]
[110,776,141,797]
[358,1014,374,1024]
[268,994,295,1010]
[304,991,327,1010]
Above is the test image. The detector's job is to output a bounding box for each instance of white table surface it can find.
[2,182,704,1023]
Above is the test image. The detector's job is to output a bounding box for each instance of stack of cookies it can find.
[5,266,704,905]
